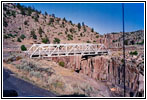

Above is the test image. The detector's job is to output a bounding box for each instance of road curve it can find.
[3,68,56,97]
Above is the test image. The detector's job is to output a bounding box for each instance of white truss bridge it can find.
[26,43,109,58]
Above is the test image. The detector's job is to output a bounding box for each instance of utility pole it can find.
[122,3,126,97]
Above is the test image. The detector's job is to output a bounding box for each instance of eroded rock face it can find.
[52,55,144,96]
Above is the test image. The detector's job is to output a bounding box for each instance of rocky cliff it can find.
[52,55,144,97]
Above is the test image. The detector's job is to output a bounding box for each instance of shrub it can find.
[129,51,138,56]
[53,38,60,44]
[17,38,21,42]
[38,27,44,37]
[65,31,67,34]
[52,80,64,89]
[14,34,17,36]
[130,40,135,45]
[21,45,27,51]
[87,40,91,43]
[48,18,54,25]
[112,40,117,42]
[33,13,39,22]
[67,34,73,40]
[58,32,62,35]
[20,34,26,40]
[16,56,22,61]
[137,40,144,45]
[8,34,15,38]
[4,35,10,39]
[3,53,23,63]
[59,61,65,67]
[34,17,38,22]
[6,10,11,16]
[96,35,99,38]
[124,40,128,45]
[24,21,28,25]
[69,28,73,33]
[11,11,16,17]
[3,18,8,27]
[121,59,124,63]
[33,34,37,39]
[42,37,49,44]
[4,34,16,39]
[93,40,96,43]
[62,22,64,25]
[56,18,60,23]
[31,30,35,35]
[31,30,37,39]
[80,33,83,37]
[30,71,41,78]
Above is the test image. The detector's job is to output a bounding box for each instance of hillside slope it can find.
[3,3,100,46]
[3,3,144,49]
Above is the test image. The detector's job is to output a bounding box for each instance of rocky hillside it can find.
[96,30,144,49]
[51,54,144,97]
[3,3,100,45]
[3,3,144,49]
[3,52,111,97]
[110,30,144,47]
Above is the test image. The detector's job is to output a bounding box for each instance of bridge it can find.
[26,43,109,58]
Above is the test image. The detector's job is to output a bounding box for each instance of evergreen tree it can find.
[78,23,81,29]
[63,17,67,22]
[45,11,48,16]
[52,14,55,18]
[38,27,43,37]
[82,22,85,26]
[91,28,94,32]
[69,20,72,25]
[16,3,21,9]
[21,45,27,51]
[27,6,33,16]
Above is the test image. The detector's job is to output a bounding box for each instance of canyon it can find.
[3,3,144,97]
[51,53,144,97]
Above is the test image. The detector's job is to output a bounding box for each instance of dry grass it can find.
[3,57,110,97]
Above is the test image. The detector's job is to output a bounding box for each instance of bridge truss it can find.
[26,43,109,58]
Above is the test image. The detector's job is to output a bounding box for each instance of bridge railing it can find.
[26,43,109,58]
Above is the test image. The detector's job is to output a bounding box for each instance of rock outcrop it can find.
[52,55,144,97]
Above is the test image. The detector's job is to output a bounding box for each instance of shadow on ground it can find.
[58,94,87,97]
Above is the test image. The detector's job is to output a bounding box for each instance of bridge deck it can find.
[26,43,109,58]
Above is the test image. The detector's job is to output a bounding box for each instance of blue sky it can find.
[20,3,144,34]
